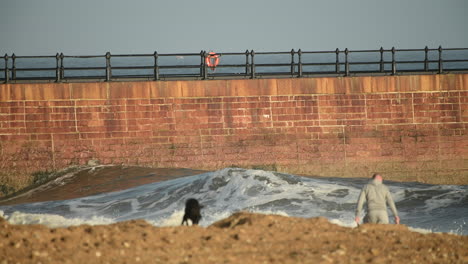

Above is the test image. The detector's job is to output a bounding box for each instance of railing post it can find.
[200,50,205,79]
[391,47,396,75]
[153,51,159,80]
[379,47,384,72]
[245,49,250,76]
[3,54,8,83]
[438,46,443,74]
[298,49,303,77]
[424,46,429,71]
[202,51,209,80]
[11,53,16,80]
[250,50,255,79]
[335,48,340,73]
[55,53,61,82]
[290,49,295,75]
[105,52,111,81]
[60,53,64,80]
[344,48,349,76]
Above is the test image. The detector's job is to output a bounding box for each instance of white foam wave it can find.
[1,168,466,235]
[148,210,185,227]
[1,210,114,228]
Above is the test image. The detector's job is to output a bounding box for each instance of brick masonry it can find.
[0,74,467,185]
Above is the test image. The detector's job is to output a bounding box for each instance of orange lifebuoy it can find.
[205,52,220,70]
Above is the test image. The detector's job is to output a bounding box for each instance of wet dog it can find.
[181,198,203,226]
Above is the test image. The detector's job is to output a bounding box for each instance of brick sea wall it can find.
[0,74,467,185]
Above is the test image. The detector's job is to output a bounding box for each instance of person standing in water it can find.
[355,173,400,224]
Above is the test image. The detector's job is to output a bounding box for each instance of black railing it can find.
[1,46,468,83]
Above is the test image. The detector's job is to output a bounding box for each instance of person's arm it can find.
[355,187,367,224]
[386,188,399,224]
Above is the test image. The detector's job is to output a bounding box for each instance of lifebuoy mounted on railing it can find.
[205,52,220,71]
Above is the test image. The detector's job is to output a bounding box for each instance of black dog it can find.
[181,198,203,226]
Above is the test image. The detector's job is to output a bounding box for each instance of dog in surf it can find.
[181,198,203,225]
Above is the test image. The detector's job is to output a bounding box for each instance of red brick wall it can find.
[1,74,467,184]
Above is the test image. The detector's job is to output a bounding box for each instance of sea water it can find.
[0,168,466,235]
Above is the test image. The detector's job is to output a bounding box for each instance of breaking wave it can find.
[1,168,467,235]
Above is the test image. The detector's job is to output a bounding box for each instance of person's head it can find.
[372,173,383,182]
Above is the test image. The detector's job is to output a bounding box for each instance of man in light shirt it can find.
[355,173,400,224]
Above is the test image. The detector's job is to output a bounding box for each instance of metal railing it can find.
[1,46,468,83]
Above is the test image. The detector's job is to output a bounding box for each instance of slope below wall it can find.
[1,74,467,186]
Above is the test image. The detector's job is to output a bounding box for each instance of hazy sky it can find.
[1,0,467,55]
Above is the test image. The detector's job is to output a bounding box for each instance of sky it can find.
[0,0,467,55]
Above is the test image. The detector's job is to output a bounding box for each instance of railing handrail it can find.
[4,47,468,60]
[2,46,468,83]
